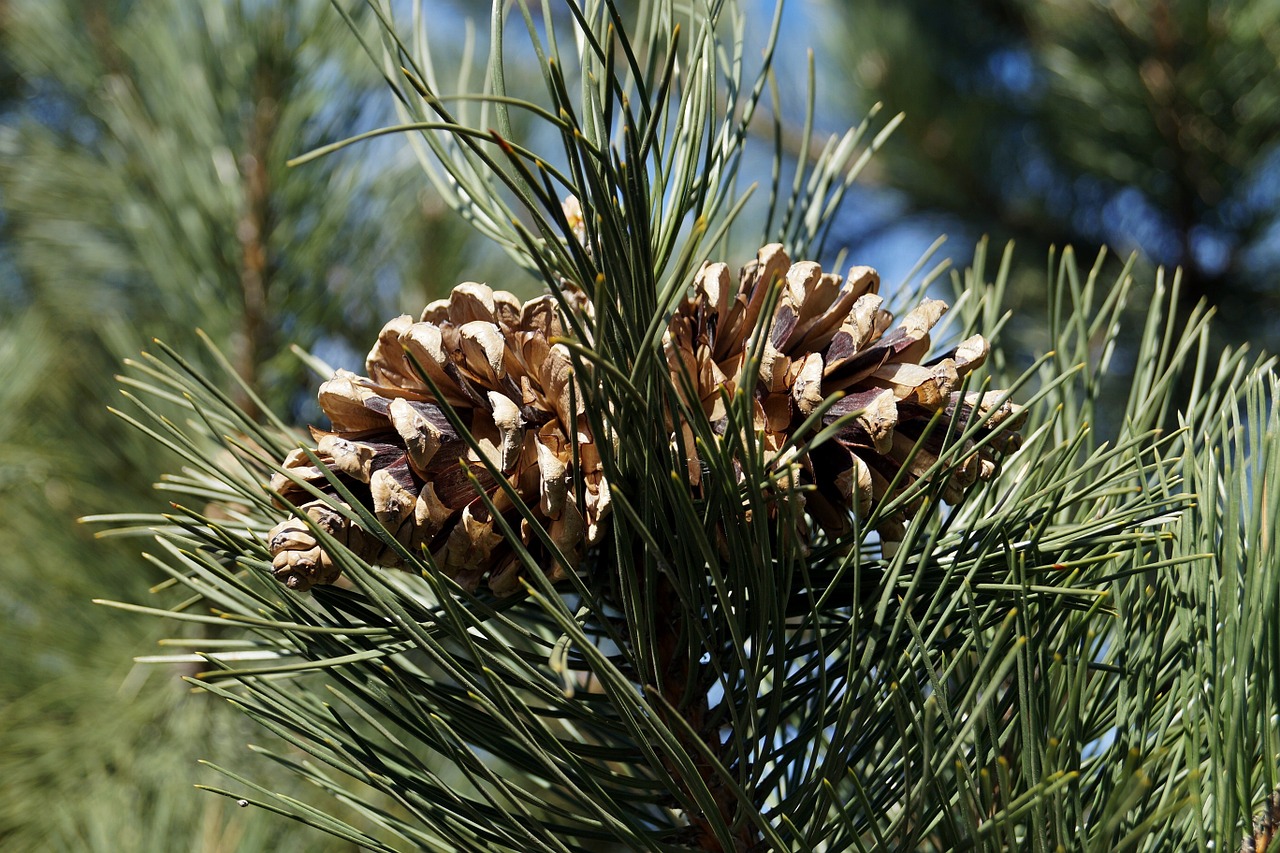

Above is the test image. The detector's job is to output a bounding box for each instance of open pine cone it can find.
[267,283,609,595]
[267,246,1023,595]
[664,243,1024,542]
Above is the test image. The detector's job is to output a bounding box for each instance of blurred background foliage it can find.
[0,0,490,848]
[818,0,1280,348]
[0,0,1275,849]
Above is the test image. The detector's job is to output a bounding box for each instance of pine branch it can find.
[232,51,282,419]
[74,2,1280,851]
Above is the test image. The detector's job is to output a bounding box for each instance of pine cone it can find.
[267,246,1022,594]
[267,283,609,595]
[664,243,1024,542]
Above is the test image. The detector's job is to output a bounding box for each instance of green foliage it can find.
[818,0,1280,342]
[0,0,492,848]
[83,1,1280,851]
[1,0,439,391]
[106,240,1280,852]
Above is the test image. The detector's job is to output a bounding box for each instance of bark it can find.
[234,59,281,420]
[651,576,756,852]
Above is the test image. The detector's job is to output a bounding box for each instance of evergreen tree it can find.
[819,0,1280,349]
[84,2,1280,851]
[0,0,488,847]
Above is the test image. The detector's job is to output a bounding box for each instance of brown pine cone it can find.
[267,246,1023,595]
[663,243,1024,543]
[267,282,609,595]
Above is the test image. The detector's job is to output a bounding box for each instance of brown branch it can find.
[651,576,756,852]
[234,58,281,419]
[82,0,125,78]
[1143,0,1209,306]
